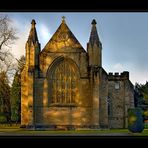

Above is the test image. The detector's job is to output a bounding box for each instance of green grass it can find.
[0,124,148,136]
[0,124,20,129]
[14,129,129,135]
[0,126,148,136]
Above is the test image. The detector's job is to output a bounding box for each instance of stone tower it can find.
[21,19,41,126]
[87,19,102,67]
[108,72,135,128]
[87,19,108,128]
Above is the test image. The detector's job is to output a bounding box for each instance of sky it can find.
[2,12,148,85]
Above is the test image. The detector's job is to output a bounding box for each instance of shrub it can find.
[143,110,148,120]
[128,108,144,133]
[0,114,7,123]
[144,121,148,129]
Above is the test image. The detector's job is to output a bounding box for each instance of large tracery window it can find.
[48,58,79,106]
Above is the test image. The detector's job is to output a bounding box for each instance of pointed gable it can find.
[89,19,102,49]
[42,17,86,53]
[27,19,39,45]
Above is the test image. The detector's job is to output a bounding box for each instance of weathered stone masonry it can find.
[21,18,134,129]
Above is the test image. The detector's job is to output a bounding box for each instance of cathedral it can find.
[21,17,135,129]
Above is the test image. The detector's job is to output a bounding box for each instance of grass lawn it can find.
[0,125,148,136]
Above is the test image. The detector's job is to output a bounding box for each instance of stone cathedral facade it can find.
[21,18,134,129]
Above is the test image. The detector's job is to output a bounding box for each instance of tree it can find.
[0,71,11,123]
[134,83,144,107]
[0,14,18,83]
[10,71,21,123]
[16,55,25,74]
[134,82,148,122]
[0,15,17,62]
[138,81,148,104]
[10,55,25,123]
[0,14,19,124]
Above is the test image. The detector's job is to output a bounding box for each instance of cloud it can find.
[10,20,52,59]
[38,23,51,48]
[11,19,30,59]
[112,63,124,72]
[130,70,148,85]
[9,17,148,86]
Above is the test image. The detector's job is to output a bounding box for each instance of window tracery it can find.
[49,59,78,105]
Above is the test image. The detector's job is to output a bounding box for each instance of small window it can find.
[115,81,120,89]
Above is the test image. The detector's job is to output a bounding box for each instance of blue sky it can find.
[3,12,148,85]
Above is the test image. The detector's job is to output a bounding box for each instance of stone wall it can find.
[37,51,93,127]
[34,78,44,125]
[99,68,109,128]
[39,77,92,127]
[39,51,87,77]
[21,67,29,125]
[21,18,135,129]
[42,107,92,127]
[108,79,124,128]
[108,72,134,128]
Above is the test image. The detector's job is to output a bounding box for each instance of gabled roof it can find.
[42,17,86,53]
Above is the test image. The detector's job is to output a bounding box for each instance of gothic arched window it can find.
[48,58,79,106]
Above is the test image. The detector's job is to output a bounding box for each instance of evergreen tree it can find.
[138,81,148,104]
[0,71,11,123]
[134,82,148,121]
[134,83,144,107]
[10,71,21,123]
[10,55,25,123]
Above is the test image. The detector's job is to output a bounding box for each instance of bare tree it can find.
[0,14,18,83]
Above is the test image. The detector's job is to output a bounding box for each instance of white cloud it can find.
[10,20,52,60]
[38,23,51,48]
[130,70,148,85]
[113,63,124,72]
[11,19,30,59]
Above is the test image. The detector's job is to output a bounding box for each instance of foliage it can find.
[135,82,148,105]
[10,72,20,122]
[143,110,148,116]
[0,113,7,123]
[10,55,25,123]
[139,82,148,105]
[0,71,11,122]
[134,82,148,122]
[128,108,144,133]
[134,84,143,107]
[16,55,25,73]
[144,122,148,129]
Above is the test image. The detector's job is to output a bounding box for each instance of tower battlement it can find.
[108,71,129,81]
